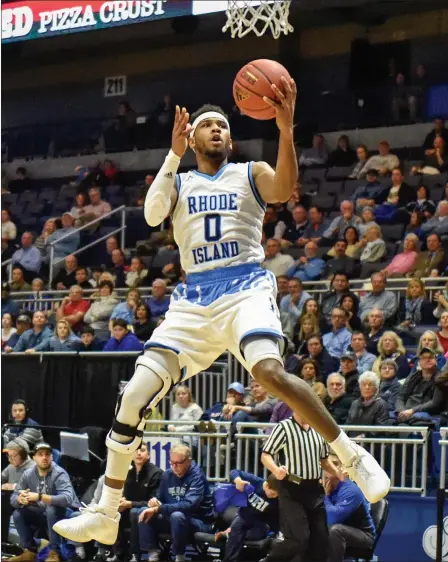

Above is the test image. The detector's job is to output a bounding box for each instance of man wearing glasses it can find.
[137,444,215,562]
[323,308,352,359]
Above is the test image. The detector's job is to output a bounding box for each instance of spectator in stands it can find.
[2,209,17,242]
[8,166,32,194]
[299,133,329,167]
[437,310,448,354]
[3,399,43,450]
[200,382,246,425]
[55,285,90,332]
[323,200,361,242]
[262,238,294,277]
[328,134,356,167]
[396,347,444,423]
[2,438,34,489]
[346,371,389,428]
[45,212,80,266]
[339,352,361,399]
[80,326,104,352]
[323,308,352,358]
[90,267,104,288]
[70,192,88,225]
[103,159,119,185]
[404,211,425,242]
[286,241,325,281]
[135,175,155,207]
[341,294,362,332]
[9,311,52,353]
[113,443,163,562]
[299,206,327,246]
[108,248,127,288]
[280,278,312,324]
[301,297,328,334]
[358,207,380,238]
[397,279,433,337]
[10,267,32,293]
[325,373,353,424]
[83,280,118,331]
[359,141,400,177]
[348,144,369,179]
[321,272,351,324]
[306,333,340,380]
[10,442,80,562]
[104,236,119,269]
[137,444,215,562]
[365,308,386,355]
[372,331,410,380]
[225,380,278,433]
[337,227,362,260]
[359,224,387,272]
[408,64,428,120]
[30,319,82,352]
[35,219,56,257]
[414,136,447,175]
[275,275,289,306]
[350,332,376,373]
[51,254,78,290]
[324,454,376,562]
[2,312,16,348]
[262,205,280,241]
[407,185,436,218]
[278,205,308,247]
[423,117,448,150]
[168,386,204,434]
[378,359,401,412]
[414,331,446,373]
[147,279,170,319]
[217,473,279,561]
[297,357,324,385]
[73,267,92,291]
[133,303,156,343]
[351,169,383,213]
[391,72,411,122]
[421,200,448,237]
[374,168,416,223]
[409,232,445,277]
[82,187,112,222]
[126,257,149,288]
[434,282,448,321]
[383,234,419,277]
[1,282,19,317]
[4,314,32,350]
[359,272,398,323]
[110,288,140,327]
[104,319,144,352]
[293,313,320,356]
[326,240,358,278]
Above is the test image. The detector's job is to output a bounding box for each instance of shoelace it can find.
[79,502,103,515]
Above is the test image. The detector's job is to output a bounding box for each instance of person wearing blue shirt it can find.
[103,319,144,352]
[146,279,170,319]
[110,289,140,326]
[286,241,326,282]
[323,455,375,562]
[279,278,312,325]
[323,308,352,358]
[11,232,42,283]
[44,213,80,263]
[9,311,53,353]
[351,169,383,212]
[137,444,214,562]
[351,332,376,373]
[220,470,279,562]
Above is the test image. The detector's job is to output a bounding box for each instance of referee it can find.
[261,412,339,562]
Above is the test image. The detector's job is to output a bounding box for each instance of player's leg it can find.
[245,339,390,503]
[53,349,181,544]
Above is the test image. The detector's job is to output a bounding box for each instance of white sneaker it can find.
[148,551,159,562]
[52,505,120,545]
[343,441,391,503]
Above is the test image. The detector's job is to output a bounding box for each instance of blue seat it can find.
[18,191,38,204]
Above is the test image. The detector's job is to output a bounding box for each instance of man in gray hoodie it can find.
[10,443,80,562]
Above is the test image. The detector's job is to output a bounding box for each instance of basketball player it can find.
[54,77,389,545]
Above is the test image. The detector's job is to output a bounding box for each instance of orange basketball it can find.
[233,59,292,120]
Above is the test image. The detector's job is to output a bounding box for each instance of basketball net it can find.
[222,0,294,39]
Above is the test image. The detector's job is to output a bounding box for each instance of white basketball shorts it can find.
[145,263,284,381]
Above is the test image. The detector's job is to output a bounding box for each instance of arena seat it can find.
[344,498,389,562]
[302,167,327,184]
[381,224,405,242]
[326,166,353,180]
[319,180,344,197]
[311,194,336,213]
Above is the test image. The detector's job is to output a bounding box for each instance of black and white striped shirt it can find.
[263,417,329,480]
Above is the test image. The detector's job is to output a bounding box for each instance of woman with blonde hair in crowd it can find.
[294,313,320,355]
[167,385,203,434]
[437,311,448,355]
[412,330,446,373]
[398,278,433,338]
[27,319,82,352]
[373,331,410,380]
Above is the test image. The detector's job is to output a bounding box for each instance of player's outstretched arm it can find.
[253,77,298,204]
[144,106,192,226]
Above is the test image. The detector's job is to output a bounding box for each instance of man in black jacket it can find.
[112,443,163,561]
[325,373,354,424]
[339,353,361,399]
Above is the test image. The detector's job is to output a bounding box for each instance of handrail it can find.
[48,205,126,287]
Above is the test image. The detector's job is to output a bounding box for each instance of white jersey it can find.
[172,161,265,274]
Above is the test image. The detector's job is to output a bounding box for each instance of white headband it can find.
[189,111,230,138]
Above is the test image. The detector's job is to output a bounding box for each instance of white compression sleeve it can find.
[144,149,181,226]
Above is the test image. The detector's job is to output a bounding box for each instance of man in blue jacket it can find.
[219,470,279,562]
[10,443,80,562]
[286,241,325,282]
[137,444,215,562]
[9,311,53,354]
[323,455,375,562]
[103,319,144,352]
